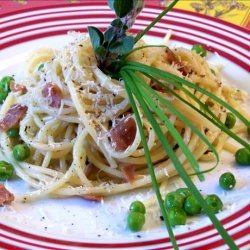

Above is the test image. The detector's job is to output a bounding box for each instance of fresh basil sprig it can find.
[88,0,143,75]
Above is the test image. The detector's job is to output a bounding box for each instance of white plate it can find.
[0,3,249,250]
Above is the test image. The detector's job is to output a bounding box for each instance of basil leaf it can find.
[111,18,123,28]
[108,40,121,54]
[95,46,107,58]
[122,24,129,31]
[104,27,115,42]
[106,58,124,73]
[88,26,104,51]
[102,41,109,48]
[109,36,134,55]
[113,0,134,18]
[121,36,134,54]
[121,0,144,28]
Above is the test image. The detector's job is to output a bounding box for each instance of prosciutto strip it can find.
[110,116,136,151]
[82,194,103,202]
[150,81,167,93]
[121,164,135,183]
[0,104,28,132]
[10,82,27,94]
[42,83,63,108]
[165,48,190,76]
[0,183,14,206]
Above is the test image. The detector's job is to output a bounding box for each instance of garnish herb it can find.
[87,0,250,248]
[88,0,143,76]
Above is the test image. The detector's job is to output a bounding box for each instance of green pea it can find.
[0,76,13,104]
[0,161,14,181]
[191,44,207,57]
[127,211,145,232]
[165,191,185,209]
[7,127,20,138]
[235,148,250,166]
[219,172,236,190]
[167,207,187,226]
[13,144,30,161]
[225,112,236,129]
[37,63,44,71]
[184,195,201,215]
[205,194,223,214]
[0,91,9,104]
[176,188,191,199]
[129,201,146,214]
[0,76,13,90]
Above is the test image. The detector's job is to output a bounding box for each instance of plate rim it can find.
[0,1,248,33]
[0,2,249,250]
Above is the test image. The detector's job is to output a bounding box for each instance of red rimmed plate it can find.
[0,2,250,250]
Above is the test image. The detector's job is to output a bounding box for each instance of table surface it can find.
[1,0,249,29]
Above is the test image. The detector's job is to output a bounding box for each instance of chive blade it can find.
[145,72,249,151]
[121,45,168,60]
[138,68,248,150]
[123,62,250,150]
[121,71,179,250]
[134,0,179,43]
[127,70,207,180]
[129,70,220,177]
[126,61,249,128]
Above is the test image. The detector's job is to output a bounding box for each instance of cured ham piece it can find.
[10,82,27,94]
[0,183,14,206]
[165,48,190,76]
[151,48,192,92]
[82,194,103,201]
[150,81,167,93]
[121,164,135,183]
[110,116,136,151]
[0,104,27,132]
[42,83,62,108]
